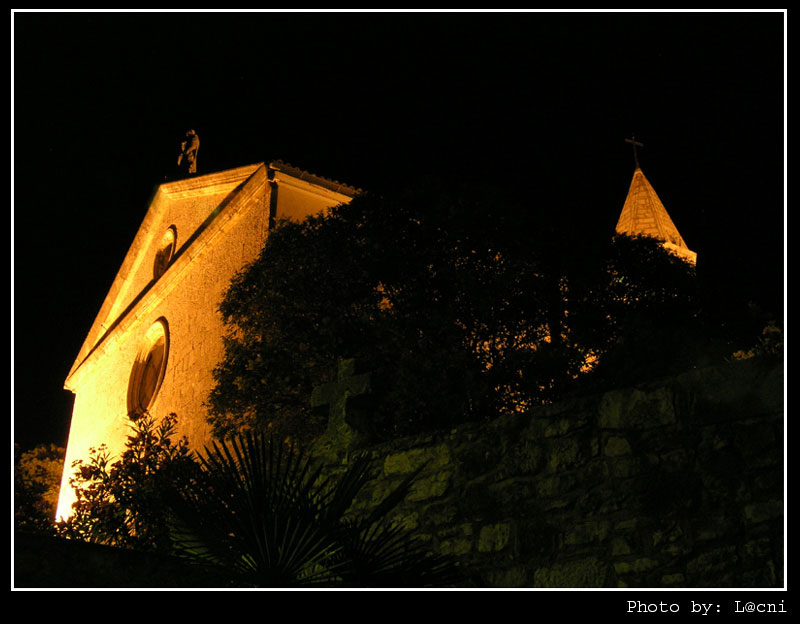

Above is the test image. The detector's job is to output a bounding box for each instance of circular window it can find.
[153,226,177,280]
[127,318,169,419]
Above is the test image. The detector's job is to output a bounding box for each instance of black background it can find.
[13,11,785,451]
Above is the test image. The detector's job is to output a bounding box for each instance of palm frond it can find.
[167,432,461,587]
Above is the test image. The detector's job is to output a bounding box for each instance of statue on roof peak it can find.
[177,129,200,175]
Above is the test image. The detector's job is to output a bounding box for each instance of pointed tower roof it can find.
[615,167,697,265]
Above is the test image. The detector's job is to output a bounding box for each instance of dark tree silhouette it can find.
[207,178,749,444]
[14,443,65,535]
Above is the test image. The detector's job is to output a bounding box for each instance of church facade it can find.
[56,162,358,519]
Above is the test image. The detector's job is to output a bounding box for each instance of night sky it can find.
[12,11,786,451]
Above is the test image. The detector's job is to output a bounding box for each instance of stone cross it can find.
[311,358,371,452]
[625,135,644,168]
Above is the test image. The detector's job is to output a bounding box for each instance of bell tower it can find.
[615,137,697,265]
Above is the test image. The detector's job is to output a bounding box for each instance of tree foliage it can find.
[14,443,65,535]
[207,179,738,444]
[57,412,197,552]
[729,320,783,362]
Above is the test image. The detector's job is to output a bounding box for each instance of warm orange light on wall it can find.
[127,318,170,419]
[57,163,360,523]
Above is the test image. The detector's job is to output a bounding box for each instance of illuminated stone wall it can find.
[57,163,356,519]
[325,357,783,588]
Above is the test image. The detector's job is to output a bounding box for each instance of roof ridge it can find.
[269,160,362,196]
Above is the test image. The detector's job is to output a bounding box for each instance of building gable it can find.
[65,162,359,392]
[65,164,265,389]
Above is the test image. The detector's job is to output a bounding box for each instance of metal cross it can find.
[625,135,644,168]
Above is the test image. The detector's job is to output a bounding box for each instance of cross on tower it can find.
[625,135,644,169]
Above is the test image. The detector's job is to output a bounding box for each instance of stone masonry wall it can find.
[319,357,783,588]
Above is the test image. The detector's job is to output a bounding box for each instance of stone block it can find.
[535,475,562,498]
[436,523,474,556]
[532,557,608,587]
[488,476,538,506]
[547,437,582,472]
[543,415,588,437]
[604,436,632,457]
[420,501,459,527]
[563,520,610,546]
[608,456,640,478]
[486,566,528,587]
[438,536,473,556]
[611,536,632,556]
[407,470,451,502]
[743,500,783,524]
[383,444,451,475]
[613,518,638,532]
[478,522,512,552]
[388,510,419,532]
[598,386,676,429]
[503,439,547,476]
[614,557,659,575]
[686,545,738,585]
